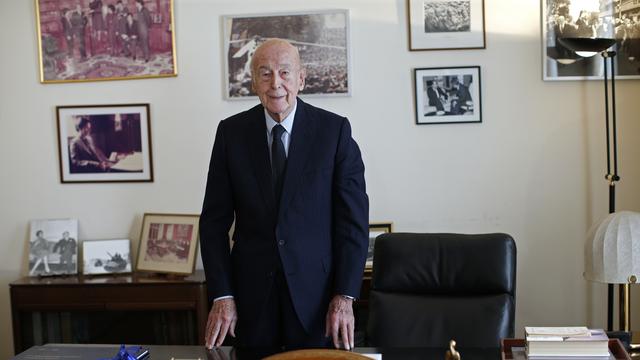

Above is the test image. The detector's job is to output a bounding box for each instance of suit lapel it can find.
[278,98,316,219]
[247,106,277,214]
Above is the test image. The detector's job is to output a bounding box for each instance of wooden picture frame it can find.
[35,0,177,83]
[414,66,482,125]
[366,222,393,273]
[136,213,200,275]
[222,9,351,99]
[56,103,153,183]
[407,0,485,51]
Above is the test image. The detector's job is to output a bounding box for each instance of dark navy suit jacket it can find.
[199,98,369,332]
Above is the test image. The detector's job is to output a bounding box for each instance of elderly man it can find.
[199,38,368,350]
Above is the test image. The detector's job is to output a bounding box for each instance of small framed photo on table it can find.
[83,239,132,275]
[29,218,78,277]
[366,222,393,273]
[414,66,482,125]
[407,0,486,51]
[56,104,153,183]
[136,213,200,275]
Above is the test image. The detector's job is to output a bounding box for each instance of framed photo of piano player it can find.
[222,9,351,99]
[56,104,153,183]
[136,213,200,275]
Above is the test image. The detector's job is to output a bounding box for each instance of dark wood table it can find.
[10,271,208,354]
[11,343,503,360]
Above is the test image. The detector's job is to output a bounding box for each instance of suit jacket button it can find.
[278,239,285,246]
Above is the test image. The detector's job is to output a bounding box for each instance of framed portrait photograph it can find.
[414,66,481,125]
[56,104,153,183]
[222,9,351,99]
[543,0,640,80]
[35,0,177,83]
[366,222,393,272]
[407,0,485,51]
[136,213,200,275]
[83,239,132,275]
[29,218,78,277]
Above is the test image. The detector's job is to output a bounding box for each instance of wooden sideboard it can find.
[10,271,208,354]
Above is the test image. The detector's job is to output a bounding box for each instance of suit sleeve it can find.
[199,120,235,302]
[332,118,369,298]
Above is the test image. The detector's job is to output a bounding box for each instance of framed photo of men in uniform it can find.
[407,0,486,50]
[35,0,177,83]
[222,9,351,99]
[56,104,153,183]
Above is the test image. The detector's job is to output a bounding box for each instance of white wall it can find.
[1,0,639,357]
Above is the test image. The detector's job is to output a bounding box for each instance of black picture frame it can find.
[413,66,482,125]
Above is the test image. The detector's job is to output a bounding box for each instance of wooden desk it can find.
[10,271,208,354]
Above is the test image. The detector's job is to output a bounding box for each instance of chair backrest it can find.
[263,349,372,360]
[367,233,516,347]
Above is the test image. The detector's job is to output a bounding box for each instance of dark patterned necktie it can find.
[271,124,287,205]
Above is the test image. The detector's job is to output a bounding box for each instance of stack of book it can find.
[525,326,610,358]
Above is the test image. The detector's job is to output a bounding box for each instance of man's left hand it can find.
[325,295,355,350]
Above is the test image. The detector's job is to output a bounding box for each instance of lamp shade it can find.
[558,37,616,53]
[585,211,640,284]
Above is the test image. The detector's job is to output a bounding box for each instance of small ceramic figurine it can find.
[445,339,461,360]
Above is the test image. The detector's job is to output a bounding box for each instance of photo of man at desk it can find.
[67,114,144,173]
[199,38,369,351]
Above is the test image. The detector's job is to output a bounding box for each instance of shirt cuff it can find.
[340,294,355,301]
[213,295,234,302]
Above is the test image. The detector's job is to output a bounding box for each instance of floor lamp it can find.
[558,37,636,342]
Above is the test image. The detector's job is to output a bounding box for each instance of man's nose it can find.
[270,74,281,89]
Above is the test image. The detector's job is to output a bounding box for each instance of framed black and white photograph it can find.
[29,218,78,276]
[136,213,200,275]
[222,9,351,99]
[366,222,393,272]
[83,239,131,275]
[56,104,153,183]
[407,0,485,51]
[543,0,640,80]
[414,66,481,125]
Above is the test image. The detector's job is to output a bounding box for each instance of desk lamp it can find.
[585,211,640,347]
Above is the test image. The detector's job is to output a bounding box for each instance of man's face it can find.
[251,41,305,122]
[80,122,92,137]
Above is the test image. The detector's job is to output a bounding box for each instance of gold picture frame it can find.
[136,213,200,275]
[35,0,177,83]
[365,222,393,274]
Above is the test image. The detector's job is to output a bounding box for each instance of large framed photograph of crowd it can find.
[56,104,153,183]
[222,9,351,99]
[136,213,200,275]
[543,0,640,80]
[407,0,486,51]
[414,66,481,125]
[35,0,177,83]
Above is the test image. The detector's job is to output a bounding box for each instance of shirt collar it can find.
[264,101,297,136]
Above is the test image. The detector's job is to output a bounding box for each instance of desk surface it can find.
[12,344,501,360]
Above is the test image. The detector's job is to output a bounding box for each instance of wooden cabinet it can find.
[10,271,208,354]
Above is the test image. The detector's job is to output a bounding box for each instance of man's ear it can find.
[298,68,306,91]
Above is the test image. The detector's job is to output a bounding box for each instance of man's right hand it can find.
[205,298,237,349]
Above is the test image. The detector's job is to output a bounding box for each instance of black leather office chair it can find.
[367,233,516,348]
